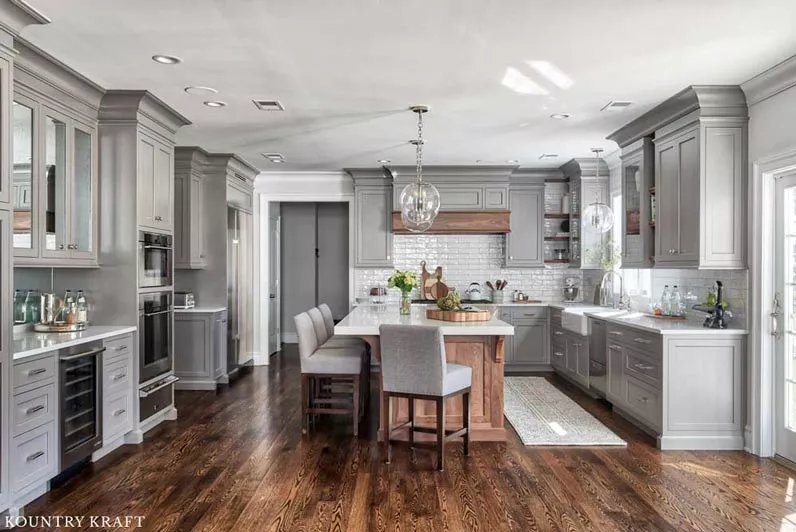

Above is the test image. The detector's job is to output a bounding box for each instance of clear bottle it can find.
[13,290,25,324]
[63,289,75,323]
[661,285,671,316]
[24,290,38,323]
[672,285,683,316]
[76,290,88,325]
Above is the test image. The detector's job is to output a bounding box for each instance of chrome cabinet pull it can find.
[113,409,126,417]
[26,405,45,415]
[633,338,652,344]
[27,368,47,376]
[633,363,655,371]
[114,346,126,352]
[553,351,564,357]
[26,451,44,462]
[637,396,649,403]
[112,373,126,381]
[554,331,564,336]
[609,331,623,336]
[771,293,783,339]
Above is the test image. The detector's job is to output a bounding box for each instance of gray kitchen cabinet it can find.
[101,333,135,448]
[621,138,655,268]
[501,307,550,372]
[609,86,747,270]
[174,147,207,269]
[389,167,513,212]
[505,186,544,268]
[606,342,625,402]
[563,333,589,387]
[138,132,174,233]
[560,159,610,269]
[354,185,393,267]
[174,309,228,390]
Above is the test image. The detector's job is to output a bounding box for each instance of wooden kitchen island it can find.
[334,305,515,441]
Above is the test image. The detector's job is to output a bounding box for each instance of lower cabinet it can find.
[549,316,590,388]
[102,333,135,447]
[501,307,549,373]
[174,309,228,389]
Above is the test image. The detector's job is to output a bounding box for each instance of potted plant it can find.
[387,270,417,315]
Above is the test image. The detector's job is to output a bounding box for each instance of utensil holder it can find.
[492,290,507,304]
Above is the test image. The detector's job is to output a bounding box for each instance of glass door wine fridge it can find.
[60,341,104,470]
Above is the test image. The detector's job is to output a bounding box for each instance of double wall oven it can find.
[139,231,173,288]
[139,290,173,383]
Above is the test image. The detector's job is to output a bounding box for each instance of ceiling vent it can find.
[601,100,633,112]
[538,153,559,159]
[262,153,285,163]
[252,99,285,111]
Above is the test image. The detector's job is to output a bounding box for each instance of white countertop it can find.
[175,306,227,314]
[13,325,138,361]
[583,310,748,335]
[335,305,514,336]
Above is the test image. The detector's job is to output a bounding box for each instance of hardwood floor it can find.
[21,347,796,531]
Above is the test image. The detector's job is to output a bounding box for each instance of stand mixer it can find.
[563,277,579,302]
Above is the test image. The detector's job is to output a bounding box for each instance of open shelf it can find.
[544,259,571,264]
[544,236,576,241]
[544,213,579,219]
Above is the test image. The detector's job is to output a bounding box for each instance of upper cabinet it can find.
[506,173,544,268]
[138,132,174,233]
[608,86,748,269]
[12,42,103,267]
[174,147,206,269]
[621,138,655,268]
[348,169,394,268]
[560,159,610,270]
[390,166,513,212]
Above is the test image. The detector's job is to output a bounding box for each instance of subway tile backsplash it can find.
[354,234,583,302]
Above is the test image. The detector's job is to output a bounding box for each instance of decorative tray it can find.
[34,322,88,333]
[426,309,492,322]
[648,314,686,321]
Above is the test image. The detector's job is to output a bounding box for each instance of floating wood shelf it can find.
[391,210,510,234]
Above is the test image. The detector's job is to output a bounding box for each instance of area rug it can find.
[504,377,626,446]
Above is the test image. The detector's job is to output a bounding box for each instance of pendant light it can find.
[583,148,615,233]
[399,105,440,233]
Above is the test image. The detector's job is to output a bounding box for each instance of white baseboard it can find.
[251,351,271,366]
[659,434,745,451]
[744,425,753,454]
[282,332,297,344]
[124,430,144,445]
[139,405,178,435]
[92,434,126,462]
[8,482,48,518]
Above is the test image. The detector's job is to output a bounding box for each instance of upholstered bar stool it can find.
[318,304,365,348]
[379,324,471,471]
[294,312,367,436]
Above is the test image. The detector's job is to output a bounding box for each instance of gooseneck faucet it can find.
[599,270,626,309]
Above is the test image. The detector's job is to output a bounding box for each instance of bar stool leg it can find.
[463,391,470,456]
[383,393,392,464]
[301,375,309,435]
[408,398,415,448]
[436,397,445,471]
[352,376,360,437]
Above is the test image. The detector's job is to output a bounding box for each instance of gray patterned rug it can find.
[504,377,626,446]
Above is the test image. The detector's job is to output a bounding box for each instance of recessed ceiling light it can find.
[152,55,182,65]
[501,67,549,96]
[184,86,218,96]
[550,113,571,119]
[539,153,559,159]
[252,99,285,111]
[506,159,519,164]
[378,159,391,164]
[203,100,227,108]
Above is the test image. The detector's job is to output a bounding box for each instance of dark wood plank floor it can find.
[21,347,796,531]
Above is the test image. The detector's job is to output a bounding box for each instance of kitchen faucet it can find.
[599,270,626,309]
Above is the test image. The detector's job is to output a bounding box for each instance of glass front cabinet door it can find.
[11,96,98,266]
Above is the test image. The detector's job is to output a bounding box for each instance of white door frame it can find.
[258,191,355,349]
[750,147,796,456]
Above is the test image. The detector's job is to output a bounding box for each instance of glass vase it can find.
[399,292,411,315]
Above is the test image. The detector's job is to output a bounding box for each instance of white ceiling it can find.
[20,0,796,171]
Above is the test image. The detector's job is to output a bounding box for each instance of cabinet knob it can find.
[59,244,64,250]
[509,255,513,260]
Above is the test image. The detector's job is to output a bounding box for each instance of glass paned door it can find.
[12,100,35,252]
[42,109,69,256]
[71,125,94,258]
[775,173,796,463]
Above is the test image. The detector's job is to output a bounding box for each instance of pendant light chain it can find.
[416,111,424,184]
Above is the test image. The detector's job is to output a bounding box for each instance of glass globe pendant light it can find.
[583,148,615,233]
[400,105,440,233]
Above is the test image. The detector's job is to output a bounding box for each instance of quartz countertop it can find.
[13,325,138,361]
[335,305,514,336]
[583,310,748,335]
[175,307,227,314]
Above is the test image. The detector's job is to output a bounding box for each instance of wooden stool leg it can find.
[408,398,415,448]
[301,375,309,436]
[463,391,471,456]
[383,393,392,464]
[436,397,445,471]
[352,376,360,437]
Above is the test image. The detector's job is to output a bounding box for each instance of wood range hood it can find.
[391,210,510,234]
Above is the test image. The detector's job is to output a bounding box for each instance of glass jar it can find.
[399,292,411,315]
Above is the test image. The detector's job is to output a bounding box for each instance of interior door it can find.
[268,204,280,355]
[775,172,796,464]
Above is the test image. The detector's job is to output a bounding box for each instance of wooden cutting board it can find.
[426,309,491,322]
[421,261,448,300]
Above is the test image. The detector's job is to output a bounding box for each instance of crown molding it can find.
[742,54,796,106]
[0,0,49,39]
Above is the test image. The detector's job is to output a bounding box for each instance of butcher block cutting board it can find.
[426,309,492,322]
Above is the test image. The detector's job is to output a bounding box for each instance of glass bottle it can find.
[672,285,683,316]
[13,290,25,324]
[63,289,75,323]
[661,285,670,316]
[76,290,88,324]
[24,290,38,323]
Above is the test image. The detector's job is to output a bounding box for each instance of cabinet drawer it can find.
[12,421,57,493]
[140,382,173,422]
[550,343,566,368]
[104,334,134,362]
[104,356,133,397]
[624,375,661,429]
[550,309,562,327]
[104,392,133,442]
[624,350,661,389]
[510,307,547,320]
[13,355,57,392]
[13,383,56,437]
[624,330,661,356]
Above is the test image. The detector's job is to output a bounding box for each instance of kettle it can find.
[465,282,482,300]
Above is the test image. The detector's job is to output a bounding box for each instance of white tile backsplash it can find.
[355,234,583,302]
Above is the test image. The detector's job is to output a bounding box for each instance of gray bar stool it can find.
[379,324,471,471]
